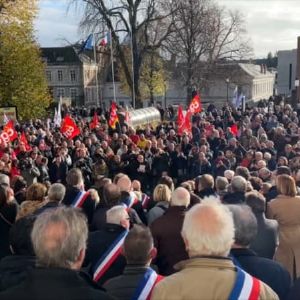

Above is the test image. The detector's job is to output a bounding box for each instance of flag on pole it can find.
[177,105,185,135]
[184,111,192,134]
[57,96,62,126]
[3,114,9,125]
[188,92,202,114]
[90,111,99,130]
[60,115,81,140]
[230,124,238,137]
[20,131,32,151]
[99,32,110,47]
[109,102,119,129]
[232,86,243,109]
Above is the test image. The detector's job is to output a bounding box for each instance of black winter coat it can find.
[0,267,113,300]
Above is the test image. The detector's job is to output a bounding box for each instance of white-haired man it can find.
[84,205,130,285]
[150,187,190,275]
[223,175,247,204]
[151,200,278,300]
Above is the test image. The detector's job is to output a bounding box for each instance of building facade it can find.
[277,49,297,96]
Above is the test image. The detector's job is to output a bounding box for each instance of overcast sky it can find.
[35,0,300,58]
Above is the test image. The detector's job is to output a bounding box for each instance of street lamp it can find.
[225,78,230,104]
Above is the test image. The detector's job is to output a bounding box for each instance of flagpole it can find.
[130,29,136,109]
[93,32,100,108]
[110,29,117,103]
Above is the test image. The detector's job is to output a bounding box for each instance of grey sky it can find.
[35,0,300,58]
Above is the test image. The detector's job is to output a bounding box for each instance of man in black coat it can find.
[245,191,278,259]
[0,217,35,291]
[229,205,290,300]
[62,168,96,225]
[84,205,130,286]
[150,187,190,275]
[0,207,113,300]
[104,225,163,299]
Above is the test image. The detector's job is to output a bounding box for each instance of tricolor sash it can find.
[93,230,128,282]
[141,193,150,210]
[229,267,260,300]
[122,192,139,209]
[71,191,90,208]
[131,268,164,300]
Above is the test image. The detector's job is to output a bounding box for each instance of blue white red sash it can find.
[141,193,150,210]
[122,192,139,209]
[71,191,90,208]
[229,267,260,300]
[132,268,164,300]
[93,230,128,282]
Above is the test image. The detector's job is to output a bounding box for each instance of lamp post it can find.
[225,78,230,104]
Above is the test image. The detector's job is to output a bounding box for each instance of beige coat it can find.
[151,257,278,300]
[267,195,300,280]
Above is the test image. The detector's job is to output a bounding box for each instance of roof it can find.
[41,47,82,65]
[238,63,275,79]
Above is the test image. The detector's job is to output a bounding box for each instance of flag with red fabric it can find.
[20,131,32,151]
[177,105,185,135]
[60,115,81,140]
[230,124,238,136]
[90,112,99,130]
[0,120,18,144]
[188,92,202,114]
[109,102,119,129]
[184,110,192,133]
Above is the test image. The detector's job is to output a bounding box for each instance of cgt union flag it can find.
[60,115,80,140]
[109,102,119,129]
[188,92,202,114]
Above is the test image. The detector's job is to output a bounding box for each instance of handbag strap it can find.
[0,211,13,226]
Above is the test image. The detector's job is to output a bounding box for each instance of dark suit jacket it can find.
[84,223,127,286]
[150,206,189,276]
[223,191,245,204]
[231,248,291,300]
[63,187,96,225]
[250,213,278,259]
[0,267,114,300]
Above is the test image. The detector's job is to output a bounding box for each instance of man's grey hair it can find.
[182,198,234,257]
[227,205,257,247]
[48,183,66,203]
[106,205,128,225]
[171,187,190,207]
[31,207,88,268]
[231,176,247,193]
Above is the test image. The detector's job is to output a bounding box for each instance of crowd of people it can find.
[1,100,300,299]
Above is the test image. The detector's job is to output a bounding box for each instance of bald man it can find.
[150,187,190,275]
[117,175,147,225]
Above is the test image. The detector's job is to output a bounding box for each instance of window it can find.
[58,70,63,81]
[46,71,51,82]
[70,88,77,101]
[70,70,76,82]
[57,88,65,98]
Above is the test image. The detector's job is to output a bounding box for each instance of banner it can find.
[60,115,80,140]
[109,102,119,129]
[0,120,18,144]
[0,106,17,124]
[177,105,185,135]
[188,93,202,114]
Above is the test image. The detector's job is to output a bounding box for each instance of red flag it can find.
[60,115,81,140]
[184,111,192,133]
[0,120,18,144]
[90,112,99,130]
[20,132,32,151]
[230,124,238,136]
[188,93,202,114]
[177,105,185,135]
[109,102,119,129]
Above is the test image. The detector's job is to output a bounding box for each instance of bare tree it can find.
[72,0,176,108]
[164,0,252,103]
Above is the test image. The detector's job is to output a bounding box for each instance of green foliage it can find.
[0,0,50,120]
[119,47,167,102]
